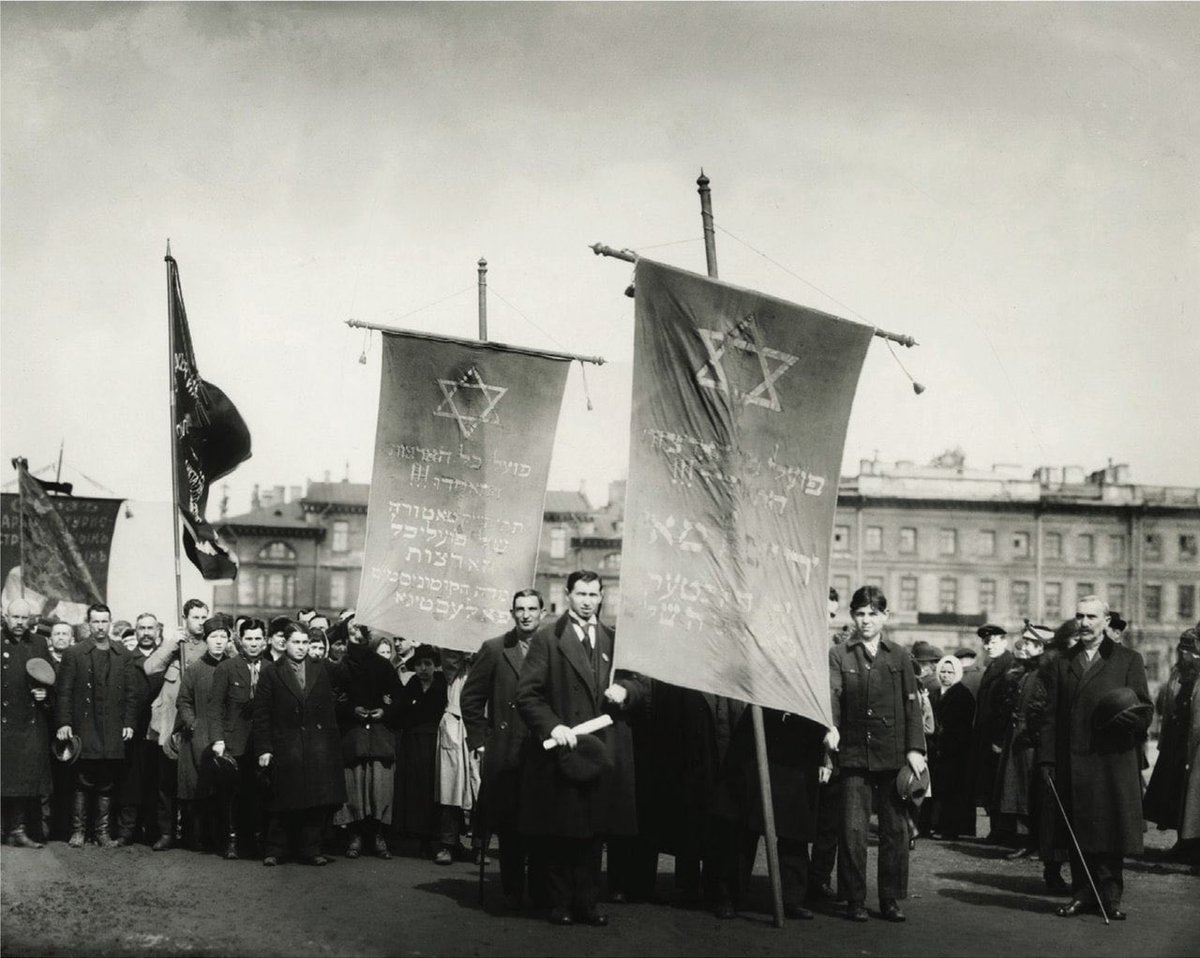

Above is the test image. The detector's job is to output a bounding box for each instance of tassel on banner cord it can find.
[579,360,594,411]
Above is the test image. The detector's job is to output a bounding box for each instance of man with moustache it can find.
[114,613,160,845]
[211,617,271,860]
[516,571,645,927]
[1,600,53,848]
[1041,596,1152,921]
[55,603,138,848]
[143,598,209,850]
[462,589,548,909]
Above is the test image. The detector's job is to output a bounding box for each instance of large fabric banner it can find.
[1,479,122,607]
[615,259,873,728]
[356,333,570,651]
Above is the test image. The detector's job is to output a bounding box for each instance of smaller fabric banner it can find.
[2,461,122,606]
[615,259,874,728]
[356,333,570,651]
[168,255,252,580]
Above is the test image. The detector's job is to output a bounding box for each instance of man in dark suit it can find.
[1,598,53,848]
[210,617,269,859]
[253,622,346,866]
[516,571,645,927]
[462,588,547,909]
[971,623,1013,839]
[1041,596,1151,921]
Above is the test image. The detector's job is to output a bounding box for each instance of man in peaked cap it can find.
[970,624,1013,842]
[1040,596,1151,920]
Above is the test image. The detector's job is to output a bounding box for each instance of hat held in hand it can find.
[555,733,613,784]
[1092,687,1152,732]
[896,765,931,805]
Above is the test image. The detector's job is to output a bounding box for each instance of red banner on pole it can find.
[615,259,873,727]
[356,333,570,651]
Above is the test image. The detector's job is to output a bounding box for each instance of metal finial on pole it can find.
[477,257,488,341]
[697,170,718,279]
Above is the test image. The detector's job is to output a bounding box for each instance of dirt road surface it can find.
[3,829,1196,957]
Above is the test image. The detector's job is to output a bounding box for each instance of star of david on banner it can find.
[434,366,508,438]
[694,316,798,412]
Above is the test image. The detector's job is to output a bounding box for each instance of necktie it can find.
[249,661,260,695]
[578,621,594,650]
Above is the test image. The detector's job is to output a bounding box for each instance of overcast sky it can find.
[3,2,1197,517]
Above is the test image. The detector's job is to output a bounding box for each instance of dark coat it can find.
[829,636,925,772]
[395,671,446,837]
[176,652,222,800]
[330,641,400,764]
[515,613,646,838]
[208,655,264,758]
[714,706,824,841]
[252,657,347,813]
[461,629,532,833]
[1143,666,1197,830]
[649,682,746,857]
[930,681,976,836]
[54,638,139,760]
[1,636,53,797]
[118,648,155,803]
[971,650,1015,804]
[994,661,1044,816]
[1039,638,1151,855]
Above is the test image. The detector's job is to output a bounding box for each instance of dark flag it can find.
[7,458,119,605]
[168,254,251,580]
[615,259,873,727]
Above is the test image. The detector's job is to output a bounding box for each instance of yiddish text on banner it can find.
[356,333,570,651]
[615,259,873,728]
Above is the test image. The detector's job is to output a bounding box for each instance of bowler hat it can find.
[1092,687,1152,732]
[896,765,931,805]
[555,733,613,784]
[953,647,978,662]
[208,749,240,788]
[977,624,1007,640]
[54,734,82,765]
[25,657,56,686]
[1108,611,1128,632]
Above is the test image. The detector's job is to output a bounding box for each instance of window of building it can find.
[1076,534,1094,563]
[258,541,296,562]
[549,527,567,560]
[864,526,883,553]
[1181,534,1198,562]
[1011,581,1031,617]
[833,525,851,553]
[1144,584,1162,622]
[1076,582,1095,605]
[1108,583,1126,612]
[978,578,997,613]
[832,575,851,605]
[1044,533,1062,560]
[238,574,256,607]
[602,552,622,570]
[1143,650,1163,685]
[1179,584,1196,621]
[938,576,958,613]
[1108,535,1125,564]
[979,530,996,557]
[262,572,295,609]
[1012,532,1030,558]
[331,520,349,553]
[1144,534,1163,562]
[939,529,958,557]
[1044,582,1062,621]
[899,528,917,555]
[899,576,918,612]
[865,575,884,591]
[329,571,347,609]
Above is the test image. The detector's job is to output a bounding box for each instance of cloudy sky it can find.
[3,2,1197,517]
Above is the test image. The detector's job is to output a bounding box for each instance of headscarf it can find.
[935,654,963,687]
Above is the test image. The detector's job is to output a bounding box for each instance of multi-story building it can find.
[535,481,626,617]
[213,479,369,621]
[828,457,1200,689]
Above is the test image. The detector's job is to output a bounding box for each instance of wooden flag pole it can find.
[165,242,185,628]
[693,171,785,929]
[477,257,488,341]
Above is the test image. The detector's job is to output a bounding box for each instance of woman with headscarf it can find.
[331,622,400,860]
[307,628,330,662]
[930,654,976,840]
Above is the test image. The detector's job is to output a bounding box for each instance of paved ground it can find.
[2,825,1196,957]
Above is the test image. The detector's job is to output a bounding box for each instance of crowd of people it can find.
[1,576,1197,929]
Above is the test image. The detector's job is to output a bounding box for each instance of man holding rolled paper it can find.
[516,570,646,927]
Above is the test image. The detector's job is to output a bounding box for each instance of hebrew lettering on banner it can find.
[355,333,570,652]
[614,259,874,728]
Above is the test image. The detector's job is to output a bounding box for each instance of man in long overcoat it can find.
[516,571,645,926]
[1040,595,1151,920]
[253,622,346,866]
[970,623,1014,837]
[54,603,138,848]
[1,599,53,847]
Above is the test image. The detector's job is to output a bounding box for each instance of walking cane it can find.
[1044,772,1110,925]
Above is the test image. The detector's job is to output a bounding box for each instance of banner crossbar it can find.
[346,319,605,367]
